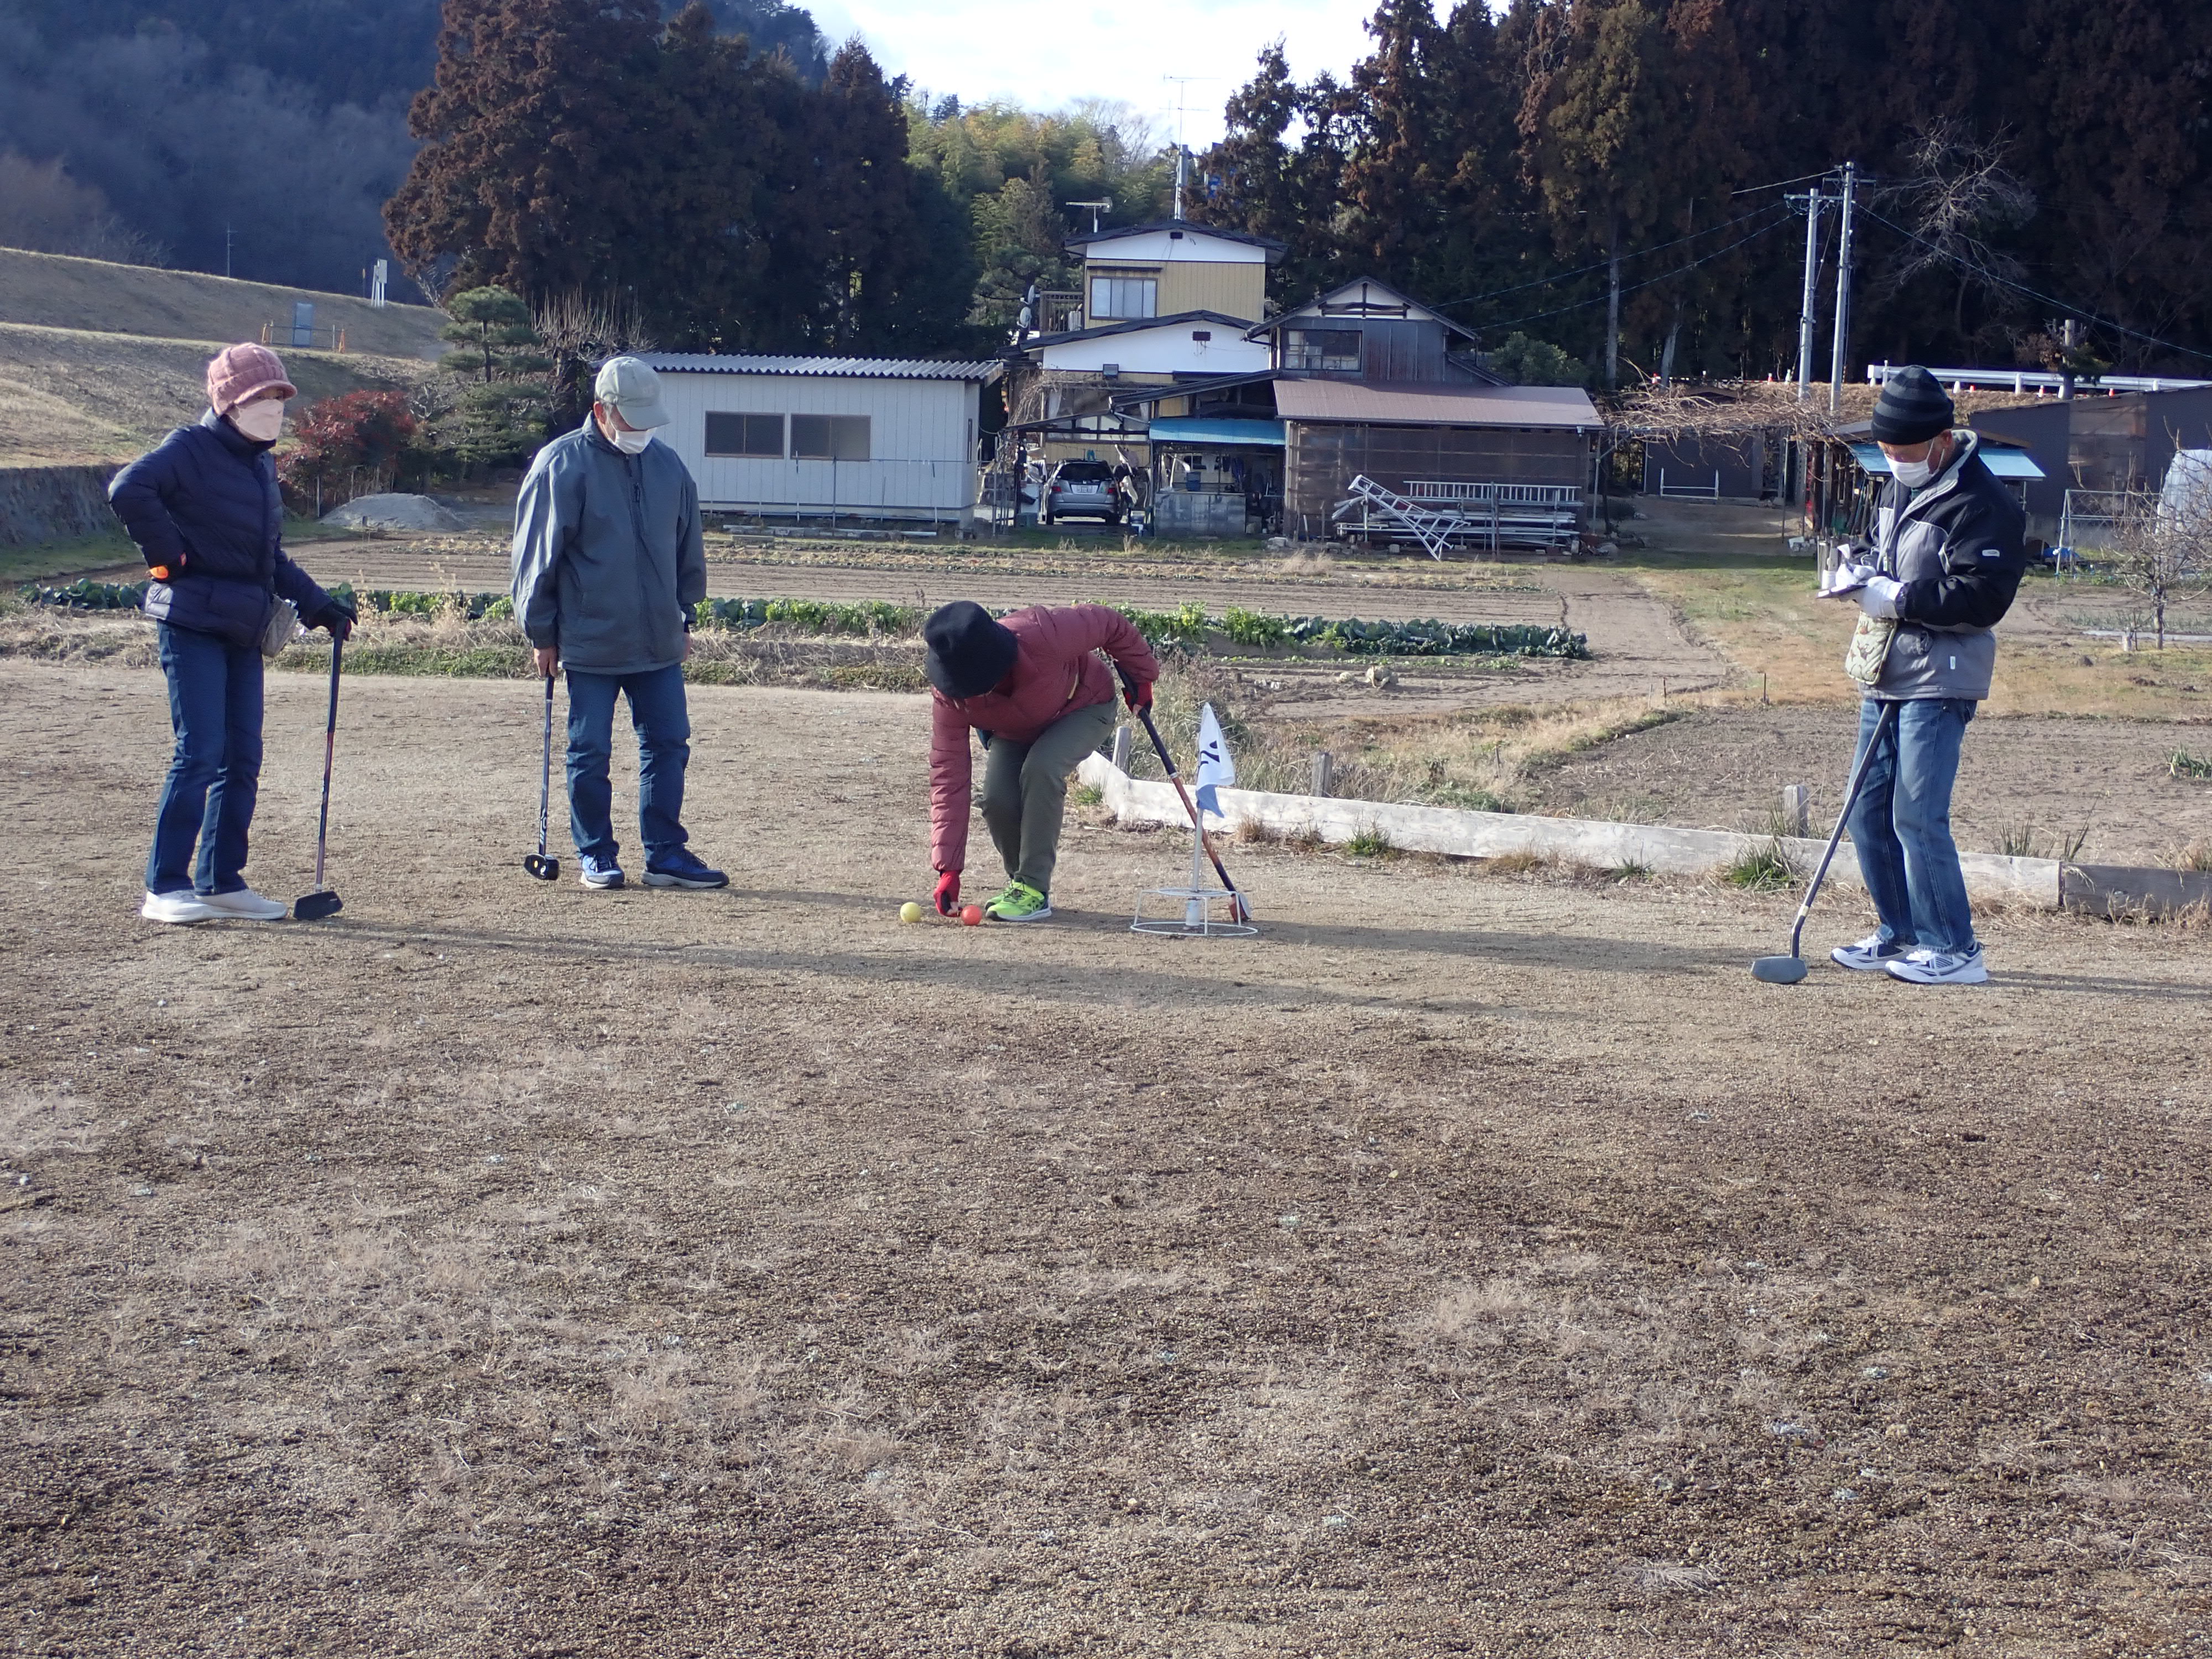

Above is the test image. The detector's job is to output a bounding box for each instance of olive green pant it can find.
[980,698,1118,898]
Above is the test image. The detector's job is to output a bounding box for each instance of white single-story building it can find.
[638,354,1003,523]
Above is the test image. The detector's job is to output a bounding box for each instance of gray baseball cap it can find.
[593,356,669,429]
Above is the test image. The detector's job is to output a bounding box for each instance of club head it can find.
[523,854,560,882]
[293,890,343,922]
[1751,953,1809,984]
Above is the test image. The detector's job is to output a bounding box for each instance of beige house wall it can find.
[1083,259,1266,325]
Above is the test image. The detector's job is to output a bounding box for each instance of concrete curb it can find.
[1077,753,2065,906]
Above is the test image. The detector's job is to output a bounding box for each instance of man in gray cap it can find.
[511,356,723,891]
[1824,365,2026,984]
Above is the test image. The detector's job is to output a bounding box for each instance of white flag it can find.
[1193,702,1235,818]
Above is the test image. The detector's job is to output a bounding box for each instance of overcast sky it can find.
[806,0,1381,149]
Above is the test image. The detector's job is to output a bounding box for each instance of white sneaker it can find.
[141,889,217,925]
[199,887,289,920]
[1830,932,1913,972]
[1885,945,1989,985]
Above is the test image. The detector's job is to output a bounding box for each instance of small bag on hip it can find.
[1842,613,1896,687]
[258,595,301,659]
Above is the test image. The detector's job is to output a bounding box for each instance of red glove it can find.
[933,869,961,916]
[1125,676,1154,712]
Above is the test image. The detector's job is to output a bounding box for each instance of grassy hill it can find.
[0,247,445,360]
[0,320,432,468]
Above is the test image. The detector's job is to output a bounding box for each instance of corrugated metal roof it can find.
[640,353,1002,382]
[1850,442,2046,481]
[1273,380,1599,429]
[1149,417,1286,448]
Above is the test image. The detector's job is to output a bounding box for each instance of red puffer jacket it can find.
[930,604,1158,873]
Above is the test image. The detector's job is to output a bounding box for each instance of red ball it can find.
[959,904,983,926]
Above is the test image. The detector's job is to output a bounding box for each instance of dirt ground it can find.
[1527,707,2212,865]
[2,659,2209,1657]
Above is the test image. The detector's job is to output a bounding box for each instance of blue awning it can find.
[1148,416,1286,448]
[1850,441,2044,481]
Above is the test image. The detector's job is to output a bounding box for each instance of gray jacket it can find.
[511,420,706,675]
[1866,429,2028,701]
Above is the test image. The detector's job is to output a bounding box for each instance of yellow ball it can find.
[899,901,924,924]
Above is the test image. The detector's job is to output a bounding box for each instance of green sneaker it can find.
[984,880,1052,922]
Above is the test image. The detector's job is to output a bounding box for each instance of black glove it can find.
[313,596,357,641]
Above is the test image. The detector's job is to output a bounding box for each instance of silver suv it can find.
[1043,461,1122,525]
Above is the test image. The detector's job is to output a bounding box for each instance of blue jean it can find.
[564,664,691,865]
[147,622,264,896]
[1846,696,1978,955]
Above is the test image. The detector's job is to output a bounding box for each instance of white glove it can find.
[1858,575,1906,619]
[1821,561,1874,598]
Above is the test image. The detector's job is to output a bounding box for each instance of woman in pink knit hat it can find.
[107,343,357,925]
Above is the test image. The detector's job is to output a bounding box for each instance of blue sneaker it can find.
[578,854,624,890]
[643,849,727,889]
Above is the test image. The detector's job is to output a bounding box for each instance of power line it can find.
[1432,203,1784,312]
[1472,210,1796,333]
[1859,205,2212,367]
[1730,169,1832,197]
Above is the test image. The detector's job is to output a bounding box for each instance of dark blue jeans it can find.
[1846,696,1978,955]
[147,622,264,896]
[564,663,691,865]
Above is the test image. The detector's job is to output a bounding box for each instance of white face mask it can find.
[231,399,286,442]
[1888,455,1933,488]
[610,425,655,456]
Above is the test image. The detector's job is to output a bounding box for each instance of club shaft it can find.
[538,674,554,857]
[312,639,342,890]
[1788,700,1897,955]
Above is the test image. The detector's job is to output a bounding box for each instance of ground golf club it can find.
[1119,670,1253,924]
[523,673,560,881]
[1751,698,1898,983]
[291,637,346,922]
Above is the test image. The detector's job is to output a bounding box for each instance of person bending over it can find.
[924,601,1157,922]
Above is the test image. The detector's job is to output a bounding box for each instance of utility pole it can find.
[1828,160,1857,416]
[1605,215,1621,392]
[1792,187,1827,402]
[2060,317,2079,400]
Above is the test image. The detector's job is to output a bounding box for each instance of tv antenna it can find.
[1161,77,1215,220]
[1066,198,1112,234]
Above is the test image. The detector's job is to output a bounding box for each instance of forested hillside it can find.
[0,0,824,299]
[1,0,2206,380]
[1195,0,2212,379]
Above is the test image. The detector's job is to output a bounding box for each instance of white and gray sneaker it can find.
[1885,945,1989,985]
[1830,932,1913,972]
[140,889,217,925]
[199,887,289,921]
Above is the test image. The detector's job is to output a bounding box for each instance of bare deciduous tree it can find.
[2104,447,2212,650]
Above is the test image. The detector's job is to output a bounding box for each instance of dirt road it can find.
[3,660,2208,1656]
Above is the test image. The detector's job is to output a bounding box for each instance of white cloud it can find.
[806,0,1381,149]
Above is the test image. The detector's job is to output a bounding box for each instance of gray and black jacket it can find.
[511,419,706,676]
[1866,429,2028,701]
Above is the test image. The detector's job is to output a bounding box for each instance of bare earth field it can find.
[2,660,2209,1657]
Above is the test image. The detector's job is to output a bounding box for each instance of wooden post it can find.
[1110,726,1132,771]
[1311,750,1334,797]
[1782,784,1810,838]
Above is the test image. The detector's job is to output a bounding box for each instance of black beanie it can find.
[1870,365,1955,444]
[923,601,1018,698]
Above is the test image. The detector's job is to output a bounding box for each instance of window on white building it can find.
[790,414,871,461]
[704,413,784,457]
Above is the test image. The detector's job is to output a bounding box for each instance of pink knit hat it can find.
[205,343,296,414]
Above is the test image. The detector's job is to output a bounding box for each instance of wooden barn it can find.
[1274,382,1600,539]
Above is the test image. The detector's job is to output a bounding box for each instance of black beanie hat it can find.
[1870,365,1955,445]
[923,600,1018,698]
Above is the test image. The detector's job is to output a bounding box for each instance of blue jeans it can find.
[564,664,691,865]
[147,622,264,896]
[1846,696,1978,955]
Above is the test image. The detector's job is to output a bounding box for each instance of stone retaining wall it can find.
[0,465,121,549]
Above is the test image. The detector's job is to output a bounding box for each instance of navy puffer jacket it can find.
[109,409,333,649]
